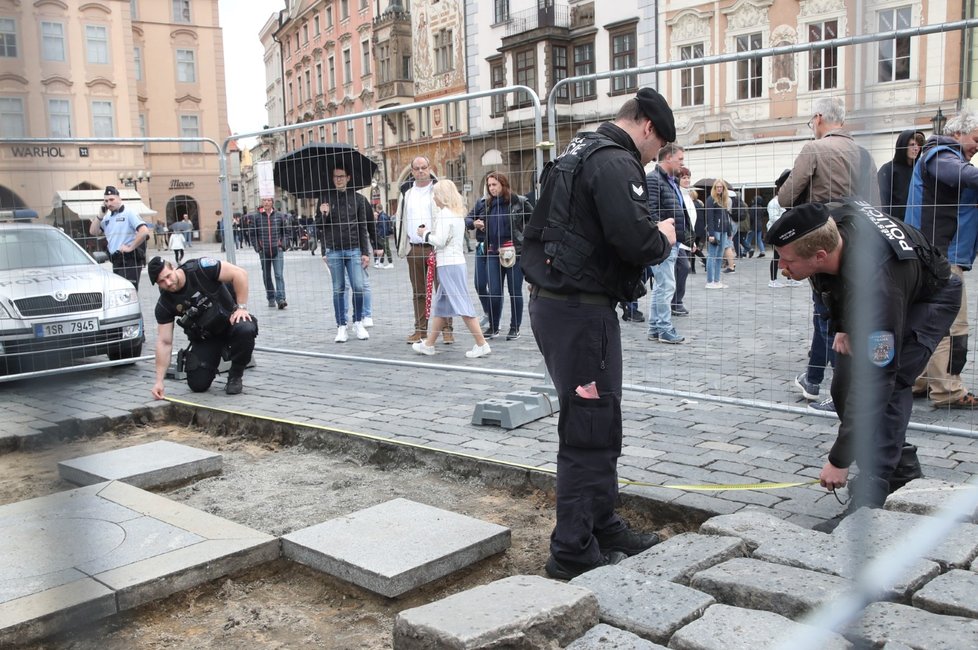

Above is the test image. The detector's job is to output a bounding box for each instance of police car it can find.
[0,211,144,374]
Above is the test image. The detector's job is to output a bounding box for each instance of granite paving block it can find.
[281,498,510,598]
[619,533,745,585]
[834,508,978,570]
[57,440,222,489]
[885,478,978,521]
[0,481,277,645]
[699,509,813,551]
[569,566,714,644]
[668,603,851,650]
[912,569,978,618]
[393,575,597,649]
[848,601,978,648]
[689,557,851,619]
[564,623,667,649]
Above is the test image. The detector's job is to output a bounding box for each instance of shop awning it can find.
[51,189,157,221]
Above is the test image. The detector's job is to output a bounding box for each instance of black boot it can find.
[225,367,244,395]
[888,443,923,492]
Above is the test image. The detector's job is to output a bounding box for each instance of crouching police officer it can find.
[148,256,258,398]
[767,199,961,526]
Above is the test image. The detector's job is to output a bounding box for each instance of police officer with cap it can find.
[148,255,257,398]
[520,87,677,579]
[89,185,150,289]
[767,199,961,525]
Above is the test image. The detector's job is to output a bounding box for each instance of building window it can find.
[347,122,354,145]
[176,49,196,83]
[340,0,349,21]
[41,22,65,62]
[131,0,138,19]
[86,25,109,65]
[365,115,373,148]
[297,72,304,103]
[134,46,142,81]
[0,97,25,137]
[326,6,333,28]
[378,43,390,83]
[294,33,299,53]
[573,41,595,100]
[878,6,911,82]
[679,43,704,107]
[319,125,326,141]
[302,23,308,45]
[343,49,352,84]
[490,61,505,115]
[328,56,336,88]
[402,55,412,80]
[315,62,323,95]
[610,28,637,95]
[172,0,191,23]
[552,45,568,101]
[0,18,16,58]
[91,100,114,137]
[180,114,200,152]
[331,123,338,141]
[304,69,312,101]
[494,0,509,24]
[287,81,293,111]
[735,32,762,99]
[48,99,71,137]
[139,113,148,152]
[361,39,370,74]
[808,20,838,90]
[514,48,536,106]
[314,15,320,36]
[360,0,368,10]
[434,30,453,73]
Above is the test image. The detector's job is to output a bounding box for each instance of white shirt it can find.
[405,183,434,245]
[680,187,699,250]
[425,206,466,266]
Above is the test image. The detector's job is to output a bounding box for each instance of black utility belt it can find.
[531,286,615,307]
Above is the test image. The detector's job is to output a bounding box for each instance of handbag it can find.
[498,240,517,268]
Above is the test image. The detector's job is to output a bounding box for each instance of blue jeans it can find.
[326,249,365,326]
[474,243,491,317]
[648,244,679,335]
[808,291,835,384]
[706,233,727,283]
[346,267,372,317]
[486,252,524,332]
[260,251,285,302]
[745,229,766,254]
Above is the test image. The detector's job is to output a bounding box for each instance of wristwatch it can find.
[235,304,248,310]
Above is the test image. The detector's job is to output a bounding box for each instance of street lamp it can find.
[930,108,946,136]
[118,170,152,207]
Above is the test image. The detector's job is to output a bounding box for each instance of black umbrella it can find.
[693,178,733,193]
[273,143,378,196]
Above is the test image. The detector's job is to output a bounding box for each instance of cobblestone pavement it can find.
[3,242,977,528]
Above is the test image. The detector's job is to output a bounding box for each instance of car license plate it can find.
[34,318,99,338]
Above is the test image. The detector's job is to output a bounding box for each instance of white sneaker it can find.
[465,343,491,358]
[362,317,374,328]
[384,263,393,269]
[768,279,787,288]
[787,278,807,287]
[353,321,369,340]
[412,340,435,355]
[334,325,348,343]
[705,282,721,289]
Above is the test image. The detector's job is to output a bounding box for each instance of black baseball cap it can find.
[148,256,166,285]
[635,88,676,143]
[104,185,120,196]
[766,203,830,246]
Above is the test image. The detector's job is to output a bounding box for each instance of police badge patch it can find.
[199,258,219,268]
[869,331,895,367]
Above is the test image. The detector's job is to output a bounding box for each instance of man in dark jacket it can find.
[251,197,288,309]
[645,144,691,342]
[521,87,677,580]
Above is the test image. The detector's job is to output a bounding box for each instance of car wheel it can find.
[107,340,143,362]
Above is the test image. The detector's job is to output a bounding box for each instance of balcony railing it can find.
[504,4,570,37]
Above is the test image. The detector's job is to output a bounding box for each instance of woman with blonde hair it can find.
[414,181,491,358]
[704,178,734,288]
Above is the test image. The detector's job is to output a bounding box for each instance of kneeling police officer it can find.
[149,256,258,398]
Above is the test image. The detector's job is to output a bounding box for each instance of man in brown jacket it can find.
[777,96,879,411]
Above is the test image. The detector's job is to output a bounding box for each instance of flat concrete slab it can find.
[57,440,222,489]
[281,497,510,598]
[0,481,277,646]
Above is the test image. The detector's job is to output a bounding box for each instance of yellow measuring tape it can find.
[165,397,819,492]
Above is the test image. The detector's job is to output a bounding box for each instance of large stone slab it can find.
[570,566,714,644]
[57,440,222,489]
[0,481,277,646]
[393,574,597,649]
[698,510,814,551]
[689,557,851,619]
[886,479,978,521]
[565,623,667,649]
[752,532,940,601]
[834,508,978,570]
[281,498,510,598]
[912,569,978,618]
[848,601,978,648]
[669,603,851,650]
[619,533,745,585]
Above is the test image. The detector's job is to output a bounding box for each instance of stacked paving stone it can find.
[393,478,978,649]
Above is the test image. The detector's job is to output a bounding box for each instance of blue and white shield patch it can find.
[199,257,219,268]
[868,330,895,367]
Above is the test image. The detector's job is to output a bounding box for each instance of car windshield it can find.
[0,227,94,271]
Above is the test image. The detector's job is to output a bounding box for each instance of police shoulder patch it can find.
[199,257,219,268]
[869,330,896,367]
[631,182,646,199]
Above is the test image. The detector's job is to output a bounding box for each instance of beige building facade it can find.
[0,0,231,242]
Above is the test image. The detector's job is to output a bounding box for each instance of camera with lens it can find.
[177,291,230,340]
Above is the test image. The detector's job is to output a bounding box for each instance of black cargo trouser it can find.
[111,251,143,291]
[185,318,258,393]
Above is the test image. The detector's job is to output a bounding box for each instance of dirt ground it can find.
[4,423,687,649]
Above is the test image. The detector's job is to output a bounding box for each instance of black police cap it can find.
[635,88,676,143]
[104,185,120,196]
[148,256,166,285]
[765,203,830,246]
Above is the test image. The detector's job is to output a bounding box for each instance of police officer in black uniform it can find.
[148,256,258,398]
[767,199,961,523]
[521,88,678,580]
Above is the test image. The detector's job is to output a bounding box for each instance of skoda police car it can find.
[0,211,144,373]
